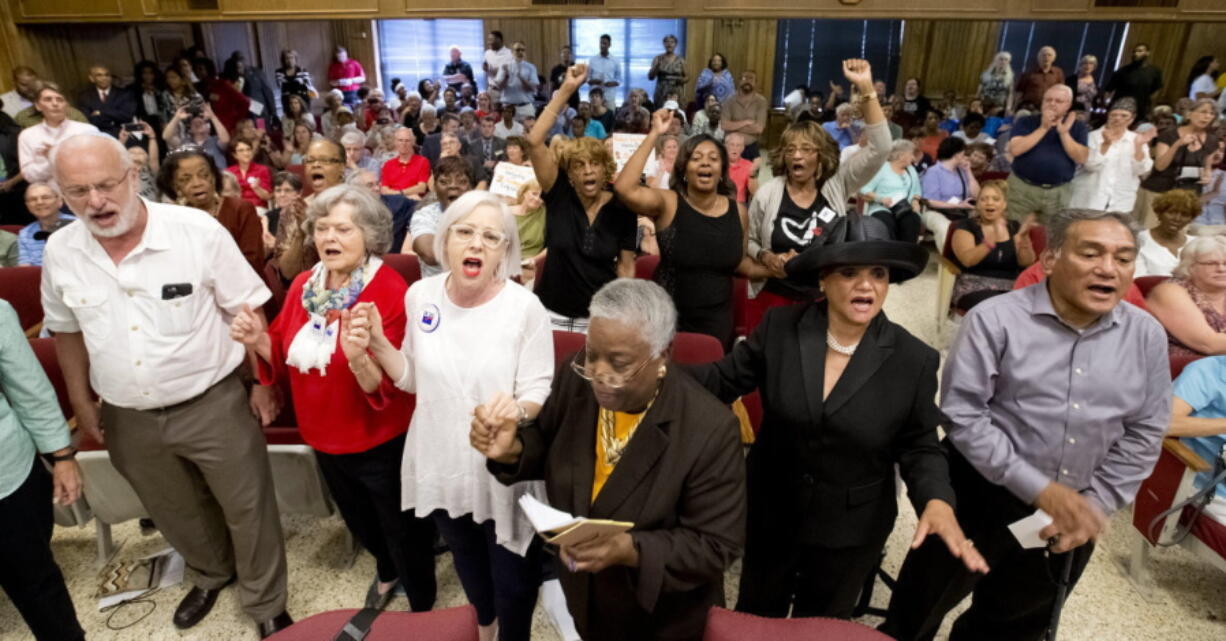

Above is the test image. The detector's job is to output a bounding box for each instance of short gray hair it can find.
[304,184,393,256]
[345,169,378,187]
[887,139,916,162]
[1173,235,1226,280]
[51,132,134,187]
[340,130,367,147]
[835,103,855,118]
[589,279,677,356]
[432,190,522,280]
[420,105,437,118]
[1046,209,1140,254]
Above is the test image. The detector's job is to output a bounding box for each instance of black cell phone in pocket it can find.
[161,283,193,300]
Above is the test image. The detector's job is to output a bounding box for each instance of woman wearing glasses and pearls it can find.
[686,214,986,620]
[349,191,553,641]
[471,278,746,641]
[745,59,892,331]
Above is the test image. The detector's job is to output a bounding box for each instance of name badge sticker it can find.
[418,303,441,333]
[816,206,837,223]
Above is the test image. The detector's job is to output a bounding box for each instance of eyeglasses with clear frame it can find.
[570,349,654,389]
[449,223,507,249]
[60,168,131,201]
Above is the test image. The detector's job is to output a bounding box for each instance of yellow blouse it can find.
[591,407,648,503]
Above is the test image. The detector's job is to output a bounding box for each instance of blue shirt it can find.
[1009,115,1089,186]
[17,214,76,266]
[1173,356,1226,500]
[822,121,858,150]
[0,300,71,499]
[584,119,607,140]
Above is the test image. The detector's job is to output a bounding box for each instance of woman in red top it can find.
[229,184,436,613]
[226,140,273,209]
[328,46,366,106]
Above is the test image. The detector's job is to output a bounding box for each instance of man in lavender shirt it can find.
[881,209,1170,641]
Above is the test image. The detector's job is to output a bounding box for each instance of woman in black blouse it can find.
[1136,98,1221,227]
[948,180,1037,310]
[275,49,317,114]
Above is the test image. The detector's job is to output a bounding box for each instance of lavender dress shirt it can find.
[941,283,1170,515]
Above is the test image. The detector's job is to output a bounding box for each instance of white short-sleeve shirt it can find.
[41,200,271,409]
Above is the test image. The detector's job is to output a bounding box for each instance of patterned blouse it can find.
[1167,277,1226,359]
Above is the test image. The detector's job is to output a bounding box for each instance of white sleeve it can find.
[18,130,51,184]
[514,297,555,406]
[39,243,79,333]
[394,288,416,393]
[205,223,271,314]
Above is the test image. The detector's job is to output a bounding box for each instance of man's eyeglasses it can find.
[449,224,507,249]
[303,156,344,165]
[570,350,653,389]
[60,168,131,200]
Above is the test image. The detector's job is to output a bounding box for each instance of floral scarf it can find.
[285,256,382,375]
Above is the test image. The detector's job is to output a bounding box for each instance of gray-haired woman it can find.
[859,139,924,241]
[229,184,438,612]
[350,190,554,641]
[978,52,1014,113]
[472,278,746,641]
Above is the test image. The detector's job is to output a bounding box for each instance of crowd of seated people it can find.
[2,27,1226,641]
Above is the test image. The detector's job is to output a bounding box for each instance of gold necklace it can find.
[598,387,660,467]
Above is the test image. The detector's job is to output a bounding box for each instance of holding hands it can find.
[346,302,386,352]
[230,303,266,346]
[469,391,523,463]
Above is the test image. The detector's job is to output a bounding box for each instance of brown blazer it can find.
[490,364,746,641]
[216,196,266,275]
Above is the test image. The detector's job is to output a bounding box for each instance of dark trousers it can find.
[315,433,437,611]
[879,447,1094,641]
[432,511,542,640]
[870,209,923,243]
[736,534,887,619]
[381,195,416,253]
[0,460,85,641]
[742,141,760,161]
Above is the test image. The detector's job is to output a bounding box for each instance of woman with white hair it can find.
[229,185,437,612]
[977,52,1014,113]
[350,190,553,641]
[859,139,923,241]
[1146,234,1226,358]
[1072,54,1099,111]
[472,278,747,641]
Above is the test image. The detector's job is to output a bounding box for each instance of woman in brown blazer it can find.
[471,278,746,641]
[157,146,265,274]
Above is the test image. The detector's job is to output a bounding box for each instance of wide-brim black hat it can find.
[785,213,929,284]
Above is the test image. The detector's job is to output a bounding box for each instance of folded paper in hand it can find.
[518,494,633,547]
[1007,509,1054,550]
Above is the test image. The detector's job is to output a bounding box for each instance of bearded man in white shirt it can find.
[41,133,292,639]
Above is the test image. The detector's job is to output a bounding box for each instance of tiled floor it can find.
[4,254,1225,640]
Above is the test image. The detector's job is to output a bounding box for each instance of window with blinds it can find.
[772,19,903,108]
[570,18,687,106]
[997,21,1128,89]
[377,19,486,96]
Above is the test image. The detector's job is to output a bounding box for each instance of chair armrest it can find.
[1163,437,1212,473]
[936,254,962,276]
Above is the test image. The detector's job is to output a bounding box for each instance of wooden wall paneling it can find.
[16,0,124,20]
[332,21,380,94]
[20,24,144,98]
[135,23,195,68]
[1118,21,1191,107]
[203,21,257,70]
[683,18,776,108]
[1182,0,1226,14]
[220,0,378,15]
[895,20,999,102]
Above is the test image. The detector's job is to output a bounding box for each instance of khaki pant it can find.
[1006,174,1072,225]
[103,371,287,621]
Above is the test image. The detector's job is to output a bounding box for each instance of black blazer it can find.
[78,87,136,136]
[688,302,955,551]
[490,364,746,641]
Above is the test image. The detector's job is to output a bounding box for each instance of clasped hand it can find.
[469,391,523,463]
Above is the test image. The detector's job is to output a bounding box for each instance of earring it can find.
[658,364,667,378]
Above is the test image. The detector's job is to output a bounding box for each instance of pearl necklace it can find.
[826,331,859,356]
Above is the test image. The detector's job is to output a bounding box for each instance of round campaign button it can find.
[418,303,441,333]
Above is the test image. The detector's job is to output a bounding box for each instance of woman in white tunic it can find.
[351,190,553,641]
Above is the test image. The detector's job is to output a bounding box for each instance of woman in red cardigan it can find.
[226,139,273,209]
[228,184,436,612]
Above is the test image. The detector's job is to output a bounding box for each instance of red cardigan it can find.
[258,263,412,454]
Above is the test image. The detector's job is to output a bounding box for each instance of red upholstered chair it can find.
[1028,224,1046,255]
[635,254,660,280]
[267,605,479,641]
[383,253,422,286]
[553,330,586,369]
[1134,275,1169,299]
[672,331,723,364]
[0,265,44,335]
[0,224,23,234]
[702,607,895,640]
[1170,352,1203,379]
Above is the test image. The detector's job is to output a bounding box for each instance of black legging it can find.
[870,209,923,243]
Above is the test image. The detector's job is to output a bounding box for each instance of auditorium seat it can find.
[0,224,23,234]
[0,265,44,336]
[1134,275,1169,299]
[702,606,894,640]
[28,338,93,529]
[635,254,660,280]
[1028,224,1046,255]
[267,605,478,641]
[383,253,422,286]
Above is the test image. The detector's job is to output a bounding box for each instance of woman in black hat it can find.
[686,213,989,619]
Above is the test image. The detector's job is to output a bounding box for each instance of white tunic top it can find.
[1134,229,1189,278]
[397,274,554,555]
[1068,128,1153,213]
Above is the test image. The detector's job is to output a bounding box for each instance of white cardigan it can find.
[746,120,891,297]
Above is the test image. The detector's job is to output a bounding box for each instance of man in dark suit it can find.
[78,65,136,137]
[467,115,507,174]
[420,112,469,166]
[474,279,746,641]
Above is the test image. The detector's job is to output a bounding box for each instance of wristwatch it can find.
[46,447,77,463]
